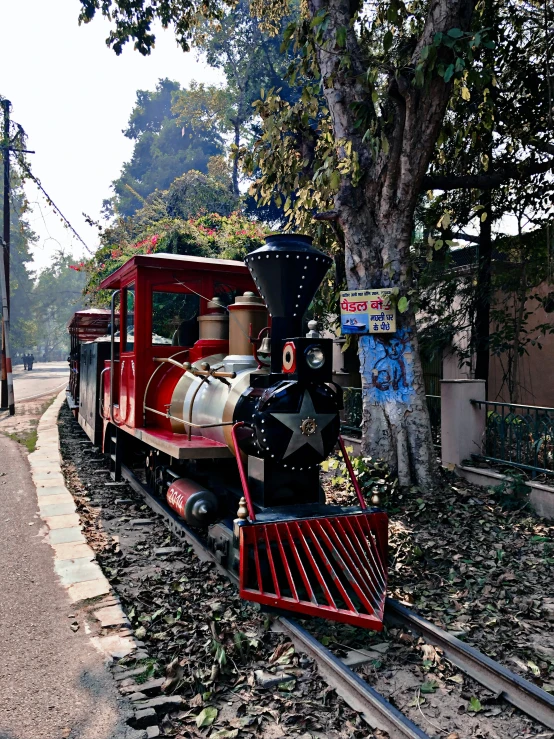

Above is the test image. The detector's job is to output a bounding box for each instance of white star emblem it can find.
[270,390,337,459]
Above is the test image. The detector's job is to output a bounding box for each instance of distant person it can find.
[23,353,28,371]
[28,354,35,371]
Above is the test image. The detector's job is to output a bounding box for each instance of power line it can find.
[1,109,93,255]
[19,162,93,254]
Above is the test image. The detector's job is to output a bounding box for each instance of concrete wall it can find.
[440,378,554,519]
[426,280,554,408]
[488,282,554,407]
[441,379,486,467]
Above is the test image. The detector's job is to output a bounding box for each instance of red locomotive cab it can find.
[97,253,261,456]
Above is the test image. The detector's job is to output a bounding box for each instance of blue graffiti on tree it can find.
[360,328,416,404]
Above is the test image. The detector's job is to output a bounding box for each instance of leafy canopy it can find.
[108,78,224,217]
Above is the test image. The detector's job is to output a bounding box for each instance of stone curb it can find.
[29,390,138,662]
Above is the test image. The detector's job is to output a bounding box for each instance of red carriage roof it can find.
[68,309,111,341]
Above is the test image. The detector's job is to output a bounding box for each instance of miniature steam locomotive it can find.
[69,234,388,630]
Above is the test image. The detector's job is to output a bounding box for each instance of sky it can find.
[1,0,223,272]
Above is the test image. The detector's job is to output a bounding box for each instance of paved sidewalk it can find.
[12,361,68,401]
[0,421,136,738]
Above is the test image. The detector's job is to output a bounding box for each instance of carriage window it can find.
[124,286,135,352]
[152,291,200,346]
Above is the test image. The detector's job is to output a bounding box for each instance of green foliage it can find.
[0,172,37,354]
[491,471,530,511]
[81,193,267,303]
[109,79,224,217]
[324,454,399,508]
[165,169,238,220]
[33,252,87,355]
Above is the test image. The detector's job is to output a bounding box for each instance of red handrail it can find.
[231,422,256,521]
[337,435,367,510]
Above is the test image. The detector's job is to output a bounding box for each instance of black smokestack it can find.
[245,234,332,372]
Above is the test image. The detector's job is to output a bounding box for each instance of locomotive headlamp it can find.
[305,345,325,369]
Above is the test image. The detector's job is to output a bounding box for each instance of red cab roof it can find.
[99,253,251,290]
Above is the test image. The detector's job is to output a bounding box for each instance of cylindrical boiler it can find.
[169,352,265,451]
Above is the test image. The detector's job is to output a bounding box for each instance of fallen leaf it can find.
[447,674,463,684]
[195,706,218,728]
[269,643,295,665]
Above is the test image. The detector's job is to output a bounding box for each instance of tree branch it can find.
[452,231,480,244]
[422,157,554,191]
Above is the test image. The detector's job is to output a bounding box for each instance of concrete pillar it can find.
[441,379,486,468]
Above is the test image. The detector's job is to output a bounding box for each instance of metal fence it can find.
[471,399,554,477]
[340,387,442,448]
[341,387,363,437]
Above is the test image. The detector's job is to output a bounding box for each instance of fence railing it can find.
[471,399,554,477]
[340,387,441,448]
[341,387,363,437]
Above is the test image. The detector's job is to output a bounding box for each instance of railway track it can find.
[120,463,554,738]
[385,600,554,731]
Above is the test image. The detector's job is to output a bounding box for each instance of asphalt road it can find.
[12,362,68,402]
[0,433,137,739]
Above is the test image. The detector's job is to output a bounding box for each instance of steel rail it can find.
[274,618,429,739]
[385,599,554,730]
[117,465,554,733]
[118,463,430,739]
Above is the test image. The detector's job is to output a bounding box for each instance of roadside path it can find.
[0,431,136,739]
[12,361,68,401]
[0,362,69,442]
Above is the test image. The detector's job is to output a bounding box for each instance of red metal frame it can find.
[231,422,256,521]
[338,434,367,510]
[239,510,388,630]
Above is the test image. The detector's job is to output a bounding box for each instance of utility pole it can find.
[1,98,10,412]
[0,237,14,414]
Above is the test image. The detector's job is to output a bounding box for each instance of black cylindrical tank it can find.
[244,235,333,373]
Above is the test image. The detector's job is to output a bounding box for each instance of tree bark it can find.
[232,119,240,196]
[306,0,475,486]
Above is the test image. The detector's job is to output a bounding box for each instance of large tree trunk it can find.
[307,0,475,486]
[340,204,437,487]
